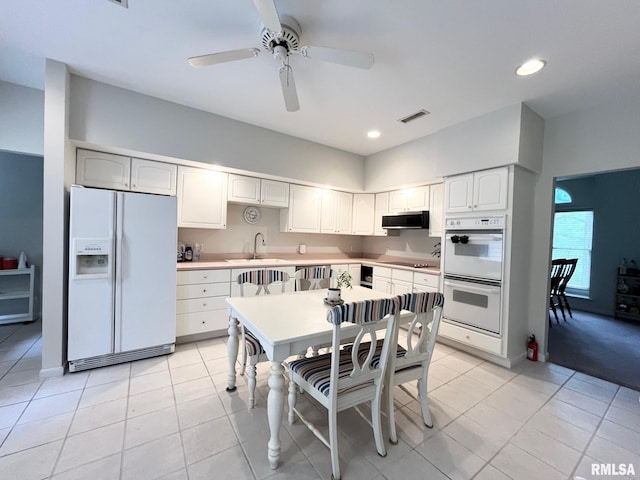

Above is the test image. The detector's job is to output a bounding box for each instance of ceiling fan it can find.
[188,0,375,112]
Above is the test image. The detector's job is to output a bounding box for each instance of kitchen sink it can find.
[225,258,290,265]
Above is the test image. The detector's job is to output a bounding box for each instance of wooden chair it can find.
[294,266,332,291]
[286,297,399,480]
[557,258,578,319]
[236,269,291,408]
[549,259,566,325]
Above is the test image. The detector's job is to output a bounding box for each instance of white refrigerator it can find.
[68,185,177,372]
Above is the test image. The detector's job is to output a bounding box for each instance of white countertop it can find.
[176,257,441,275]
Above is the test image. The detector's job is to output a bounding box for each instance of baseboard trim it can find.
[39,365,65,379]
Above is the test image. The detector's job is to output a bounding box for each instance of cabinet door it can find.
[320,189,338,234]
[372,278,392,294]
[348,264,361,287]
[352,194,374,235]
[388,189,407,212]
[282,185,321,233]
[445,173,474,213]
[406,185,430,211]
[228,174,260,204]
[260,179,289,207]
[392,280,413,295]
[374,192,390,236]
[76,149,131,190]
[428,183,444,237]
[335,191,353,234]
[177,166,228,229]
[473,168,508,211]
[130,158,177,195]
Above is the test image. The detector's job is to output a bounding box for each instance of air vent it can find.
[398,109,430,124]
[108,0,128,8]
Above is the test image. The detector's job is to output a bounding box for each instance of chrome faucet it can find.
[253,232,266,259]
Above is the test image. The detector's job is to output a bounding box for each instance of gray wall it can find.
[556,171,640,316]
[0,151,43,317]
[0,81,44,156]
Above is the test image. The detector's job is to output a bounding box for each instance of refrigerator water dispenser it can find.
[72,239,111,279]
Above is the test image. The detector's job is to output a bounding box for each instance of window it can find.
[552,210,594,295]
[555,187,572,204]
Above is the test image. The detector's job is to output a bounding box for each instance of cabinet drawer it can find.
[392,269,413,283]
[176,310,229,337]
[177,269,230,285]
[176,283,229,300]
[176,297,228,314]
[414,273,439,289]
[373,266,392,279]
[438,321,502,355]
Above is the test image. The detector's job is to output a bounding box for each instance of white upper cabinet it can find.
[351,193,375,235]
[445,167,508,213]
[428,183,444,237]
[388,185,430,212]
[374,192,390,236]
[321,189,353,234]
[227,174,289,208]
[130,158,177,195]
[260,179,289,207]
[280,184,322,233]
[76,149,176,195]
[177,166,228,229]
[76,150,131,191]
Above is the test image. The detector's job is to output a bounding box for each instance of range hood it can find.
[382,211,429,230]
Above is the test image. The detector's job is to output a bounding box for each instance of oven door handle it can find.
[445,279,501,295]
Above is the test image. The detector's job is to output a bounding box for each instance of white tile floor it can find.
[1,320,639,480]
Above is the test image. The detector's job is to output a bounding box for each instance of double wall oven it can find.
[443,215,505,336]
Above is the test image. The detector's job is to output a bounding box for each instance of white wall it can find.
[363,232,441,262]
[0,81,44,155]
[528,97,640,358]
[180,204,364,257]
[69,76,366,191]
[364,103,543,191]
[0,151,43,317]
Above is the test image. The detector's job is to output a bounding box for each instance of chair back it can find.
[237,269,291,296]
[294,266,332,291]
[558,258,578,294]
[324,297,399,402]
[395,292,445,372]
[550,259,566,295]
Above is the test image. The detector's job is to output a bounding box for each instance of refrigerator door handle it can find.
[114,192,124,353]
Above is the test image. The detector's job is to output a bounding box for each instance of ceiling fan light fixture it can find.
[516,58,546,76]
[367,130,381,139]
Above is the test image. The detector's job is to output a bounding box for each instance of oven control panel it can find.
[445,215,505,230]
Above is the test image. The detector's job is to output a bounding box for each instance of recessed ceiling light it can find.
[516,58,546,76]
[367,130,381,139]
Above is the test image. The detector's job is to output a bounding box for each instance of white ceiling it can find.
[1,0,639,156]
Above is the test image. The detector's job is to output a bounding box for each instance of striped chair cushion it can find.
[326,298,397,326]
[244,331,265,357]
[288,351,374,397]
[236,269,290,286]
[345,342,408,369]
[398,291,444,313]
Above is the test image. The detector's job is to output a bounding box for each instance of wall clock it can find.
[243,206,261,224]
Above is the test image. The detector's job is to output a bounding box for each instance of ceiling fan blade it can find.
[279,64,299,112]
[300,46,374,69]
[253,0,282,33]
[188,48,260,68]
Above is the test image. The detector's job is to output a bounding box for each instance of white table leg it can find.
[226,316,240,392]
[267,361,285,469]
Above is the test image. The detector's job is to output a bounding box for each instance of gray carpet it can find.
[548,310,640,391]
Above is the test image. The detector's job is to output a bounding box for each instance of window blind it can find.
[552,210,594,293]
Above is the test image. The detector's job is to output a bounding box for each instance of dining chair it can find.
[549,259,566,325]
[557,258,578,319]
[294,265,332,291]
[236,269,291,408]
[286,297,399,480]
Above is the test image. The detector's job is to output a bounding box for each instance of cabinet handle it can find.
[203,275,208,279]
[468,205,472,209]
[474,204,478,208]
[202,289,207,293]
[202,320,206,324]
[202,303,207,307]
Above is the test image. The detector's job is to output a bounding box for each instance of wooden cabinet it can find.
[77,149,176,195]
[445,167,508,213]
[428,183,444,237]
[351,194,375,235]
[177,166,228,229]
[176,269,230,337]
[321,189,353,234]
[388,186,430,212]
[280,184,322,233]
[374,192,390,236]
[0,266,35,325]
[227,174,289,208]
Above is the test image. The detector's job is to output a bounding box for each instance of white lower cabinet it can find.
[413,272,440,293]
[176,269,231,337]
[438,321,502,355]
[391,269,413,295]
[372,266,392,294]
[330,264,361,287]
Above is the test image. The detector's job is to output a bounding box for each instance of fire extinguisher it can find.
[527,335,538,362]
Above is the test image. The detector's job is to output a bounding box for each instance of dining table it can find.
[225,285,394,470]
